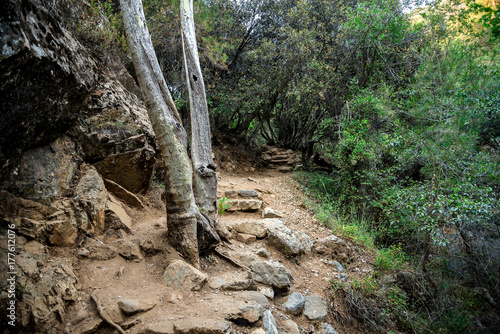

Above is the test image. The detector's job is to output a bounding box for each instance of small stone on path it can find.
[117,299,155,316]
[262,207,283,219]
[282,292,306,315]
[262,310,278,334]
[238,189,259,197]
[283,320,300,334]
[320,323,339,334]
[162,260,208,291]
[236,233,257,243]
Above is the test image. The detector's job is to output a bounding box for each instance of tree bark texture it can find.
[180,0,218,218]
[120,0,204,264]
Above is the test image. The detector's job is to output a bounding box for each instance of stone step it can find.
[269,159,290,164]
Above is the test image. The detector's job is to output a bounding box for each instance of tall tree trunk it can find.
[120,0,219,266]
[180,0,218,219]
[180,0,229,241]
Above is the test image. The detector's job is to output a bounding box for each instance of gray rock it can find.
[105,303,124,324]
[255,247,270,258]
[209,277,226,290]
[174,318,234,334]
[229,251,260,268]
[250,261,293,291]
[296,231,313,253]
[221,279,257,291]
[262,153,273,162]
[236,291,271,309]
[330,260,345,273]
[16,258,79,333]
[267,222,305,256]
[14,241,46,277]
[238,189,259,197]
[118,299,155,316]
[76,315,103,334]
[303,294,328,321]
[320,323,339,334]
[338,273,348,281]
[259,287,275,299]
[226,199,240,212]
[262,310,278,334]
[313,235,353,263]
[121,317,143,330]
[262,207,283,219]
[277,166,293,173]
[282,292,306,315]
[0,190,57,221]
[162,260,208,291]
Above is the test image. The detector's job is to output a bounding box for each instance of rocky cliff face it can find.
[0,0,97,166]
[0,0,158,331]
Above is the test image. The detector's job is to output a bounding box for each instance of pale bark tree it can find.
[119,0,219,266]
[180,0,218,220]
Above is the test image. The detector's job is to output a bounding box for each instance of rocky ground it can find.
[44,163,376,334]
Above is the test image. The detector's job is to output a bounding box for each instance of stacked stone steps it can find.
[260,146,302,172]
[217,189,263,212]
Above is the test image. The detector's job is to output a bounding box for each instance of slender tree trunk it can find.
[180,0,230,241]
[120,0,219,265]
[180,0,218,218]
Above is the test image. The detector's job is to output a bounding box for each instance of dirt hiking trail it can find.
[62,164,375,334]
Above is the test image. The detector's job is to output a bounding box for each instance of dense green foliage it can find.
[295,1,500,332]
[78,0,500,332]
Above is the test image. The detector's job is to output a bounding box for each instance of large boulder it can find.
[0,0,97,174]
[93,147,155,194]
[3,136,78,200]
